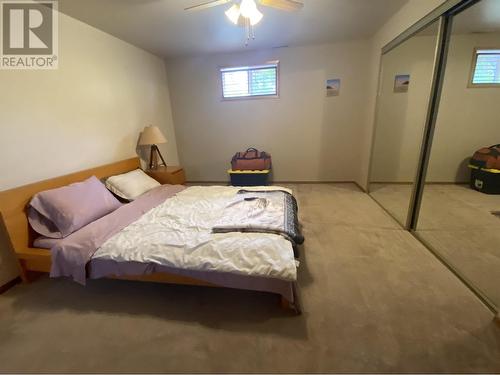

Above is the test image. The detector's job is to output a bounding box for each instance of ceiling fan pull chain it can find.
[245,18,250,46]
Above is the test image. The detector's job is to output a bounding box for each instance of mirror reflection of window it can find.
[470,48,500,86]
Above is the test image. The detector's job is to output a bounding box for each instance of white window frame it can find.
[219,61,280,101]
[469,47,500,88]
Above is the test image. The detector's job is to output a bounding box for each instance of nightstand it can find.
[146,166,186,185]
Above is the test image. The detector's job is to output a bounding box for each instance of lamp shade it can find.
[138,125,167,145]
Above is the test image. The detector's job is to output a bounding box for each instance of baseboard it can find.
[186,180,359,185]
[185,181,228,185]
[370,181,414,185]
[371,181,469,185]
[426,181,469,185]
[185,180,365,193]
[273,180,356,184]
[353,181,366,192]
[0,276,21,294]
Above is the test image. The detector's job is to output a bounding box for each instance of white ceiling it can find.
[405,0,500,37]
[57,0,408,58]
[453,0,500,34]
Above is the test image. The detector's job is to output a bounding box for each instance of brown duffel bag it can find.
[470,144,500,170]
[231,148,272,170]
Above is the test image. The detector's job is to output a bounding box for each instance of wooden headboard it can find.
[0,158,140,263]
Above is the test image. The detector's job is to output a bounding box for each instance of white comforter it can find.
[93,186,297,281]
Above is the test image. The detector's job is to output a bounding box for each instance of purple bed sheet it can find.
[50,184,186,284]
[33,236,62,249]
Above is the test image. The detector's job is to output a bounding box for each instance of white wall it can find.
[0,12,179,191]
[370,32,500,183]
[0,12,180,286]
[165,0,447,186]
[166,41,371,182]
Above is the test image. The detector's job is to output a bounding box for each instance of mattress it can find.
[93,186,297,282]
[41,185,297,296]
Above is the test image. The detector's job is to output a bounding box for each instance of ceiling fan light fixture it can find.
[239,0,257,18]
[186,0,303,46]
[249,7,263,25]
[225,4,241,24]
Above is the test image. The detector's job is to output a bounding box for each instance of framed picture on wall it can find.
[326,79,340,97]
[394,74,410,93]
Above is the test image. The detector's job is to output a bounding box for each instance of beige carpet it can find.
[0,183,499,373]
[369,183,414,226]
[370,183,500,308]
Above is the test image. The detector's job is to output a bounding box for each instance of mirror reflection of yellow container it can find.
[468,164,500,194]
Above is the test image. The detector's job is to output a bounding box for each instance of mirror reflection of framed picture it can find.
[394,74,410,93]
[326,78,340,97]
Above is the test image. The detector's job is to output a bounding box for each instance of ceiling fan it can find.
[184,0,304,45]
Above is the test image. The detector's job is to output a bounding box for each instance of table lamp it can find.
[138,125,167,170]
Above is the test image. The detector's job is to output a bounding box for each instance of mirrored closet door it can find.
[416,0,500,309]
[369,0,500,314]
[368,21,439,227]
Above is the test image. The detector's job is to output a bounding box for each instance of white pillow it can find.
[105,169,160,201]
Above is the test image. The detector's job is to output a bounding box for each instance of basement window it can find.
[470,49,500,87]
[221,62,279,99]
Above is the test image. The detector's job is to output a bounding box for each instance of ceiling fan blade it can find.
[259,0,303,11]
[184,0,232,12]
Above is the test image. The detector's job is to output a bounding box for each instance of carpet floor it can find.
[0,183,499,373]
[370,183,500,308]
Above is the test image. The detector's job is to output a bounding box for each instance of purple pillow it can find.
[28,176,122,238]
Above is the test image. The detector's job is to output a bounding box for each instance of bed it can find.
[0,158,300,312]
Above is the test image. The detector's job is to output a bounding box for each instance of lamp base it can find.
[149,144,167,170]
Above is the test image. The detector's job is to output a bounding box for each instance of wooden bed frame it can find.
[0,158,296,311]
